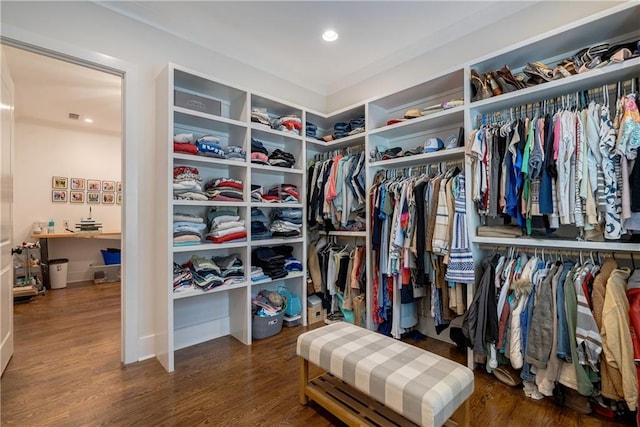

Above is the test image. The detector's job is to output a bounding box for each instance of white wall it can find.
[0,0,626,363]
[13,119,121,282]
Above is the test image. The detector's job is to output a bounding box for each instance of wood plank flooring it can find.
[1,283,635,426]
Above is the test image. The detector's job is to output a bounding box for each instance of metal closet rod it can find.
[376,159,464,180]
[478,76,640,126]
[478,244,640,260]
[313,144,365,161]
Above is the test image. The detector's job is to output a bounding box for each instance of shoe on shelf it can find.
[324,312,344,325]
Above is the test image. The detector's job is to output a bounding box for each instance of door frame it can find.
[1,27,141,364]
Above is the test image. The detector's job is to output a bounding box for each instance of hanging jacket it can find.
[601,267,637,410]
[462,254,499,363]
[526,262,558,368]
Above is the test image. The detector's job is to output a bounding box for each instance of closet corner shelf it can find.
[305,133,365,151]
[369,147,465,169]
[173,153,248,167]
[173,106,248,129]
[469,57,640,114]
[250,237,304,246]
[251,202,303,208]
[368,105,464,139]
[250,163,303,175]
[327,231,367,237]
[173,241,249,253]
[173,200,248,207]
[250,123,303,141]
[250,271,304,286]
[173,280,248,300]
[471,235,640,252]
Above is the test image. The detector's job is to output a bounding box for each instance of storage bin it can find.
[252,311,284,339]
[92,264,121,284]
[174,90,222,116]
[101,249,121,265]
[308,307,326,325]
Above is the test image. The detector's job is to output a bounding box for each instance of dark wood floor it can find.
[1,283,635,426]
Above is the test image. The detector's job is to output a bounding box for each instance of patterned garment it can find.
[600,104,622,239]
[297,322,474,427]
[445,174,475,284]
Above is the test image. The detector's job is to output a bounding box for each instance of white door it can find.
[0,47,15,375]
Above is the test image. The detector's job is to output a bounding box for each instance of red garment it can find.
[281,120,302,131]
[206,231,247,244]
[174,142,198,155]
[216,180,243,190]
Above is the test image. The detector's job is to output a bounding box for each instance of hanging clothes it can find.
[468,86,640,241]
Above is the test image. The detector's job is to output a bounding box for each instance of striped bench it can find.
[297,322,474,427]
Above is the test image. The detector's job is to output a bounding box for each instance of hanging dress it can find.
[445,173,475,284]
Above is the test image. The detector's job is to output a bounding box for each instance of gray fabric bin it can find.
[252,311,284,339]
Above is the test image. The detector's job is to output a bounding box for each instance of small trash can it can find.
[49,258,69,289]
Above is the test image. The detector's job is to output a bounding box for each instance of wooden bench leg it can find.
[299,357,309,405]
[448,398,470,427]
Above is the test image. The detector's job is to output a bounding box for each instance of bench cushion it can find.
[297,322,474,427]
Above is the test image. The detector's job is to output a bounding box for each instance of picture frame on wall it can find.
[52,190,67,202]
[70,191,85,203]
[70,178,86,190]
[116,181,122,193]
[102,192,115,204]
[87,179,101,191]
[116,193,122,205]
[87,192,100,204]
[102,180,115,192]
[52,176,68,189]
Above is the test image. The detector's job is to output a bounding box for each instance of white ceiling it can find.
[2,45,122,135]
[97,1,537,96]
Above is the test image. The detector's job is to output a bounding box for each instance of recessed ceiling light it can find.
[322,30,338,42]
[84,118,94,123]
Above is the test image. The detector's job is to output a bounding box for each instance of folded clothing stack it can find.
[265,183,299,203]
[251,266,270,282]
[251,107,274,128]
[252,246,288,280]
[268,148,296,168]
[188,255,223,291]
[212,254,245,286]
[173,262,194,293]
[251,185,264,203]
[173,212,206,246]
[348,115,365,135]
[196,135,225,158]
[270,208,302,237]
[271,245,302,272]
[333,121,351,139]
[251,138,269,165]
[251,207,272,240]
[173,133,198,155]
[223,145,246,162]
[173,166,207,200]
[305,122,318,138]
[205,207,247,244]
[203,177,244,202]
[272,115,302,135]
[173,133,246,161]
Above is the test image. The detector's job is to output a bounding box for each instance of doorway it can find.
[1,44,124,370]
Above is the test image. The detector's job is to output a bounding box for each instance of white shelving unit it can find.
[156,64,307,372]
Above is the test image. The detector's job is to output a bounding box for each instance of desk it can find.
[32,231,121,287]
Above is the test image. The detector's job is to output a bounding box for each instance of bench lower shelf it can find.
[299,358,469,427]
